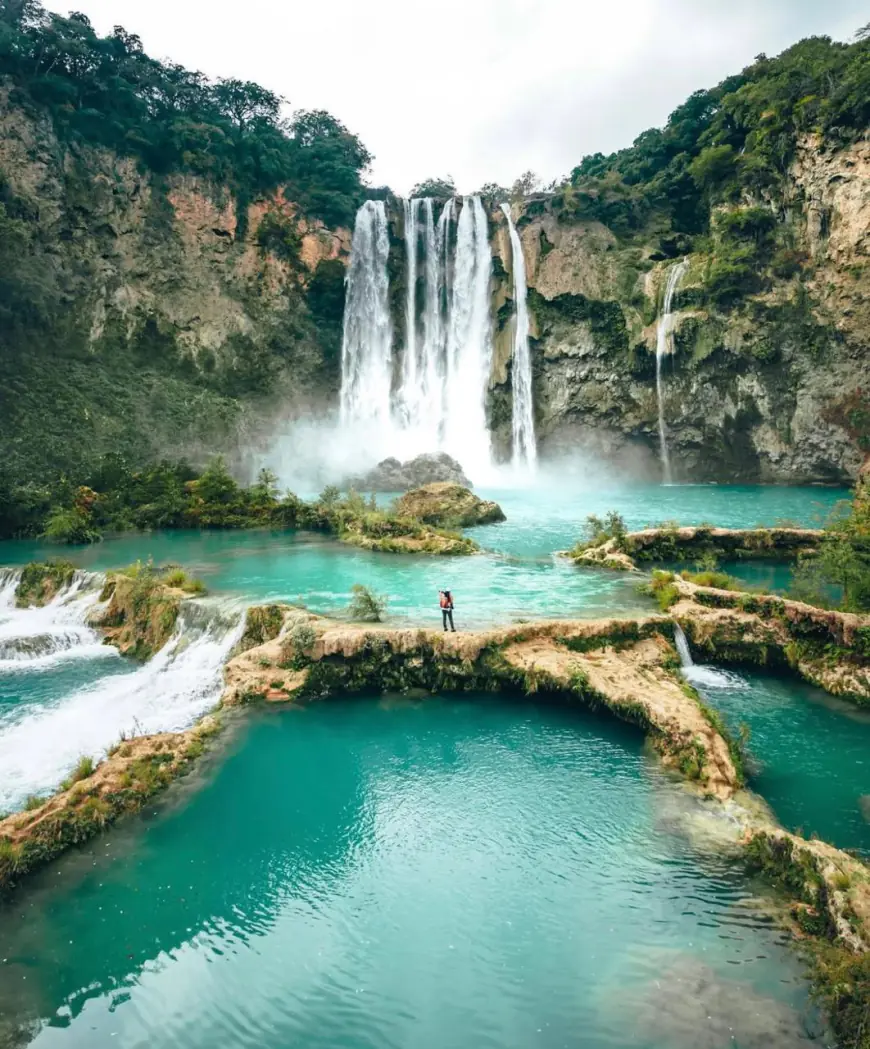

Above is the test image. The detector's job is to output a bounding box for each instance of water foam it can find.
[0,596,244,811]
[0,568,107,669]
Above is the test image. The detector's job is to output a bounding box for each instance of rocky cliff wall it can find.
[491,136,870,483]
[0,84,349,490]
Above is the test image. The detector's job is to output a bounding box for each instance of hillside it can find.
[0,1,364,534]
[488,34,870,481]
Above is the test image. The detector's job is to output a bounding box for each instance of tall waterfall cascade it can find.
[339,195,494,480]
[500,204,537,468]
[655,258,689,484]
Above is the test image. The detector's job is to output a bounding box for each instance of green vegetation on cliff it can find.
[0,2,370,228]
[564,33,870,238]
[0,0,370,510]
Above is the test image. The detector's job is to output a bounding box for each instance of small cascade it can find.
[339,200,393,431]
[674,622,741,690]
[0,598,245,812]
[655,258,689,484]
[338,195,494,479]
[673,624,694,667]
[500,204,537,468]
[0,568,110,668]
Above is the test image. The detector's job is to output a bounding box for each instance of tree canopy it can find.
[563,33,870,235]
[0,0,372,227]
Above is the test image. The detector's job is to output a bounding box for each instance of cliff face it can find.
[491,136,870,483]
[0,85,349,491]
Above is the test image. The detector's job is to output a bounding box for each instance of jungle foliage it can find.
[0,456,476,556]
[790,482,870,612]
[0,0,372,228]
[559,33,870,236]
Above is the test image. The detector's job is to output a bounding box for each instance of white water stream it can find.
[339,196,495,481]
[674,623,741,690]
[500,204,537,468]
[0,570,245,811]
[655,259,689,484]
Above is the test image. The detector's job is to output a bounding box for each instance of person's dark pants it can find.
[442,609,455,632]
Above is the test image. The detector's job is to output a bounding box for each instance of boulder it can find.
[394,482,505,528]
[348,453,472,491]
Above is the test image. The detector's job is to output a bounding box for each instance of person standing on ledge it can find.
[439,589,456,632]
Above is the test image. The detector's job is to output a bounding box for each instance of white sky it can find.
[45,0,866,195]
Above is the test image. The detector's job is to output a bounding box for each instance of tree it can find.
[476,181,508,201]
[210,77,284,136]
[510,170,540,199]
[688,144,737,192]
[410,176,455,199]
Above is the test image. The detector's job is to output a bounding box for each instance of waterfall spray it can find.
[655,258,689,484]
[500,204,537,468]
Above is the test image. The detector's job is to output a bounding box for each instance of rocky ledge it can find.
[2,585,869,1047]
[346,452,472,491]
[394,483,505,528]
[570,526,824,572]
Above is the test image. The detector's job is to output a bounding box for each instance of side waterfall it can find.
[0,569,245,811]
[673,624,694,667]
[655,258,689,484]
[339,196,494,479]
[674,622,740,690]
[500,204,537,468]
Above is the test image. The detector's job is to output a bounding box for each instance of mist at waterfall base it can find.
[265,195,554,492]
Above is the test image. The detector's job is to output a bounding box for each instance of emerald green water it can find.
[686,666,870,857]
[0,697,822,1049]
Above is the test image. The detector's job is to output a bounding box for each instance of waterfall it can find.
[500,204,537,468]
[655,258,689,484]
[0,589,245,812]
[443,196,494,474]
[338,196,494,480]
[339,200,393,431]
[399,197,421,423]
[673,624,694,667]
[0,568,110,668]
[674,621,742,690]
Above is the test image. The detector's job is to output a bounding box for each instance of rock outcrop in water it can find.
[570,526,824,572]
[347,453,472,492]
[394,483,505,528]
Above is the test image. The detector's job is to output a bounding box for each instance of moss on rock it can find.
[14,560,77,607]
[394,483,506,528]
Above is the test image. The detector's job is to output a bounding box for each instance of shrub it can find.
[71,755,95,782]
[279,620,317,669]
[573,510,628,552]
[641,570,680,611]
[348,584,387,622]
[42,507,102,544]
[681,569,739,590]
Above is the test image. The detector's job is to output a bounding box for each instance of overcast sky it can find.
[45,0,866,195]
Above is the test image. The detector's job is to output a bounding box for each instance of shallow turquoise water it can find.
[687,667,870,857]
[0,484,846,628]
[0,697,821,1049]
[464,484,843,559]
